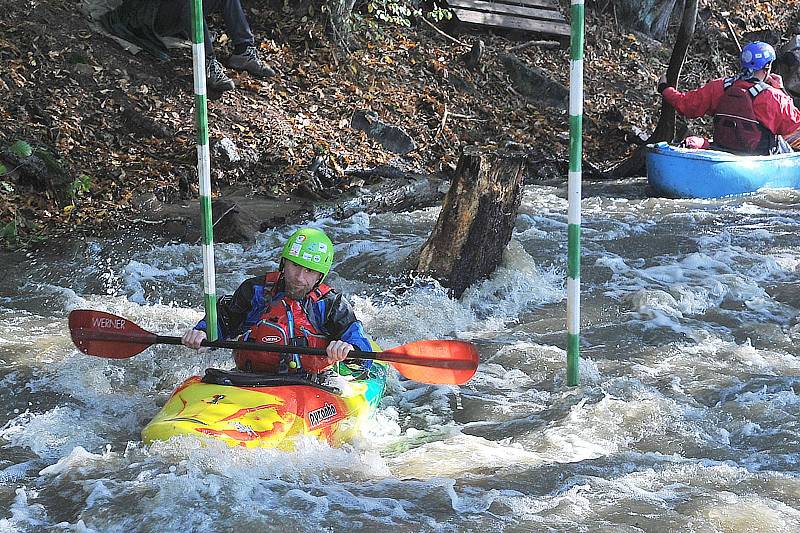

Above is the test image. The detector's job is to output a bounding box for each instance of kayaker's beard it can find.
[280,260,322,301]
[284,278,316,300]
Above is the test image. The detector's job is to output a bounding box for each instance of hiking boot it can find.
[206,58,235,92]
[227,46,276,78]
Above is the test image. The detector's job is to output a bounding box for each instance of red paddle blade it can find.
[382,340,479,385]
[68,310,156,359]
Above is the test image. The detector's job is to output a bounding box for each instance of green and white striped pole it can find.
[190,0,218,340]
[566,0,584,386]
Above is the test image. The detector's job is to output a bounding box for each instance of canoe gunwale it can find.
[647,144,800,163]
[645,142,800,198]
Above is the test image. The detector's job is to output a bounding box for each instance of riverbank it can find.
[1,0,798,248]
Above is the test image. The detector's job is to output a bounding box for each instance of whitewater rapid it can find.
[1,179,799,531]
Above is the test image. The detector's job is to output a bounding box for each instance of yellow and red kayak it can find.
[142,361,387,449]
[66,309,477,449]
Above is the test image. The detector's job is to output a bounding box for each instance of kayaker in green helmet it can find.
[181,227,373,376]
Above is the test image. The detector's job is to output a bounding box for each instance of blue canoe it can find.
[646,142,800,198]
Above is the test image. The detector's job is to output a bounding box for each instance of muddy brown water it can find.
[1,179,799,531]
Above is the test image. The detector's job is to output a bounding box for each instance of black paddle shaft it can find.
[81,330,370,357]
[74,329,474,370]
[176,336,369,357]
[167,335,470,368]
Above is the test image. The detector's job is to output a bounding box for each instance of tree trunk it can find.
[610,0,698,177]
[415,146,525,298]
[325,0,358,49]
[646,0,698,144]
[600,0,680,40]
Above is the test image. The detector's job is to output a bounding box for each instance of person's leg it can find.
[218,0,255,52]
[200,0,254,51]
[195,1,218,59]
[218,0,274,78]
[200,0,234,91]
[151,1,234,92]
[200,0,272,79]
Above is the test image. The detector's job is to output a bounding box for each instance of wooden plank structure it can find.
[447,0,571,37]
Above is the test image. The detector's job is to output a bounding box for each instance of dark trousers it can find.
[155,0,255,59]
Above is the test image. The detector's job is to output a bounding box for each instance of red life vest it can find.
[713,78,777,155]
[234,272,333,374]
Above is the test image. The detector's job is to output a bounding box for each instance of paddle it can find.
[68,309,478,385]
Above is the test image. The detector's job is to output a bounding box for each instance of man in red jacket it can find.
[658,41,800,155]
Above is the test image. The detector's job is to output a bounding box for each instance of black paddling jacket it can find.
[194,273,372,351]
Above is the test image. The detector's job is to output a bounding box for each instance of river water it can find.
[1,179,800,532]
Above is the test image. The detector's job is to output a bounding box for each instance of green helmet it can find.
[280,227,335,278]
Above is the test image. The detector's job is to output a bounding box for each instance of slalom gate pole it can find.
[566,0,585,386]
[190,0,218,340]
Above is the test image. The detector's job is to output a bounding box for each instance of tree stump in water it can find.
[416,146,525,298]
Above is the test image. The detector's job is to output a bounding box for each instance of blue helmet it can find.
[740,41,776,70]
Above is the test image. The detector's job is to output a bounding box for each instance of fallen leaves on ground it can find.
[0,0,797,246]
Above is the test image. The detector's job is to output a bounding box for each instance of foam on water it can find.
[342,241,565,349]
[494,458,800,531]
[387,433,544,479]
[123,261,189,304]
[0,488,52,531]
[461,241,565,325]
[595,235,798,335]
[26,438,510,531]
[3,183,800,530]
[1,407,109,460]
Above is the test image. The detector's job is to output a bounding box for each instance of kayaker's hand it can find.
[657,74,669,95]
[326,340,353,364]
[182,329,208,351]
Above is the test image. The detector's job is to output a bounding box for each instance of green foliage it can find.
[367,1,418,27]
[0,220,16,242]
[426,7,451,22]
[33,148,63,174]
[9,140,32,158]
[0,216,47,249]
[362,1,451,29]
[69,174,92,200]
[0,163,7,176]
[0,181,13,194]
[26,230,48,245]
